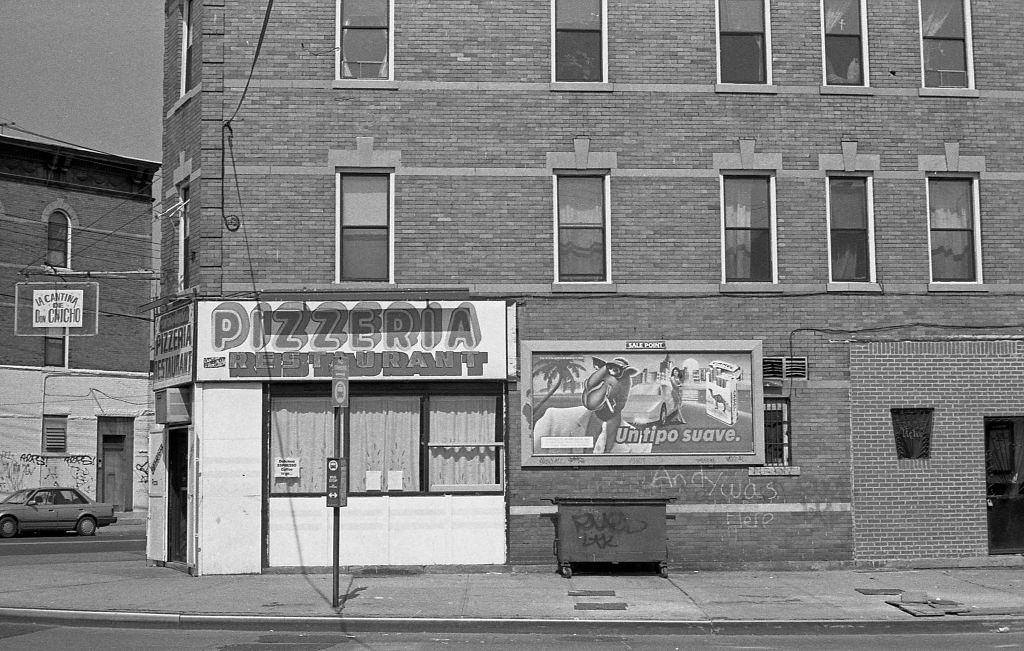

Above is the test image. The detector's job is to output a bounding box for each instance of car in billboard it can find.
[0,487,117,537]
[621,380,679,425]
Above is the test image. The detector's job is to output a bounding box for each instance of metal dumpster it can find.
[548,497,673,578]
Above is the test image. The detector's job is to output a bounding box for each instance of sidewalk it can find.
[1,549,1023,634]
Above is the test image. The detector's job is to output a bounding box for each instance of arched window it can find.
[46,211,71,268]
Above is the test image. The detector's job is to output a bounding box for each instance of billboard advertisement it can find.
[521,340,764,467]
[195,300,508,381]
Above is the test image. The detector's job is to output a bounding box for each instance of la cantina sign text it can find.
[33,290,84,328]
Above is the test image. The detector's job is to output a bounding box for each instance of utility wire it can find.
[225,0,275,126]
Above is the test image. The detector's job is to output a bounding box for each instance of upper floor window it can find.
[822,0,866,86]
[555,174,609,282]
[338,0,391,79]
[46,211,70,268]
[920,0,973,88]
[718,0,770,84]
[827,176,874,282]
[928,177,980,283]
[553,0,605,82]
[43,328,67,367]
[337,172,391,281]
[180,0,196,95]
[176,184,191,291]
[722,175,775,282]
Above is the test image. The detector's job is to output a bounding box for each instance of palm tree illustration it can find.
[532,357,588,415]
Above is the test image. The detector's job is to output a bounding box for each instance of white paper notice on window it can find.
[364,470,382,491]
[273,457,300,478]
[387,470,404,491]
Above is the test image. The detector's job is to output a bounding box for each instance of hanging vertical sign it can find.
[326,458,346,508]
[332,356,349,407]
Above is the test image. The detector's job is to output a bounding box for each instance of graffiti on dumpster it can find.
[572,509,649,549]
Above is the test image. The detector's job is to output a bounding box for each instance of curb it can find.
[1,607,1022,635]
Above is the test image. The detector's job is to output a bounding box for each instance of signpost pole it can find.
[329,356,349,609]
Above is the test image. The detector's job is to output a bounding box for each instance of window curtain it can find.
[922,0,959,37]
[824,0,857,33]
[348,396,419,492]
[429,396,497,490]
[270,395,332,494]
[725,180,755,278]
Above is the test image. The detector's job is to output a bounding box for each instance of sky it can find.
[0,0,164,162]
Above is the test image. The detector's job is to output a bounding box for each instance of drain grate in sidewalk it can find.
[568,590,617,597]
[855,588,903,595]
[575,602,628,610]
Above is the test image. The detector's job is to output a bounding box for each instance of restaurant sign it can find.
[152,303,195,390]
[195,300,508,381]
[521,340,764,467]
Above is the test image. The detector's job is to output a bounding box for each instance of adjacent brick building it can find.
[153,0,1024,574]
[0,133,159,514]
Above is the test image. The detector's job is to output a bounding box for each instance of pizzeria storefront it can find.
[153,298,514,575]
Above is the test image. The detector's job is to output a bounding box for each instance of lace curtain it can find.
[270,395,333,494]
[429,396,498,490]
[348,396,419,492]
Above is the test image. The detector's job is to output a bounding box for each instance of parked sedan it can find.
[0,487,117,537]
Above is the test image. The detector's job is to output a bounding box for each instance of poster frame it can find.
[520,339,765,467]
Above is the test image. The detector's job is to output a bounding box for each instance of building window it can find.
[827,176,873,282]
[822,0,866,85]
[268,385,503,496]
[177,184,191,290]
[764,397,791,466]
[920,0,972,88]
[718,0,770,84]
[928,177,979,282]
[42,415,68,454]
[553,0,605,82]
[180,0,195,95]
[338,0,391,79]
[46,211,71,268]
[555,174,609,283]
[892,408,933,459]
[43,328,67,367]
[337,172,391,282]
[722,175,774,282]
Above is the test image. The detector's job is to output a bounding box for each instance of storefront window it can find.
[270,393,333,494]
[348,396,420,492]
[428,396,500,491]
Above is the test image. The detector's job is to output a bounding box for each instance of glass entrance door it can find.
[985,418,1024,554]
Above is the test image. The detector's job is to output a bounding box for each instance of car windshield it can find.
[630,383,663,396]
[1,489,33,504]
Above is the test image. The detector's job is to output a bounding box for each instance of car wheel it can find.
[0,516,17,538]
[75,516,97,537]
[659,405,667,423]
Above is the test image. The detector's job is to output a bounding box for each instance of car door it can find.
[55,489,86,527]
[21,489,59,529]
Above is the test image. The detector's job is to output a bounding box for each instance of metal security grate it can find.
[764,398,791,466]
[891,408,933,459]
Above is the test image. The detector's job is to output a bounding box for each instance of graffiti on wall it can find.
[135,443,163,485]
[0,451,95,495]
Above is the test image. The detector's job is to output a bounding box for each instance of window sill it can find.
[827,282,882,293]
[928,282,988,293]
[719,282,782,293]
[715,83,778,95]
[552,282,617,293]
[549,82,613,92]
[749,466,800,477]
[819,85,874,96]
[919,87,979,98]
[166,86,200,118]
[333,79,399,90]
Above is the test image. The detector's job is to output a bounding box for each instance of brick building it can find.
[0,133,159,514]
[152,0,1024,574]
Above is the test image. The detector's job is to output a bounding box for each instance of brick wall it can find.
[850,339,1024,562]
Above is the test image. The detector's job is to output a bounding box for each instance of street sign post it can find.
[330,355,349,608]
[326,457,347,508]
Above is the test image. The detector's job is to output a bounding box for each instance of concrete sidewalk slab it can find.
[1,557,1023,634]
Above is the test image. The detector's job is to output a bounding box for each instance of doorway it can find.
[166,427,189,563]
[985,418,1024,554]
[97,417,134,511]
